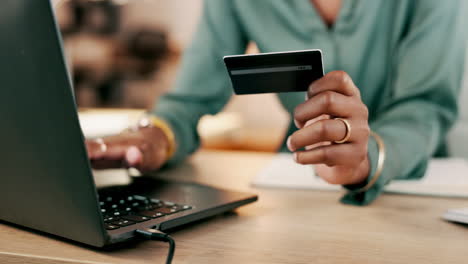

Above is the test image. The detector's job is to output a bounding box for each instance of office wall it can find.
[448,50,468,159]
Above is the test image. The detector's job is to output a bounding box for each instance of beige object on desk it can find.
[1,150,468,264]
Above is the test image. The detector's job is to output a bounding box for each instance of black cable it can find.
[136,228,176,264]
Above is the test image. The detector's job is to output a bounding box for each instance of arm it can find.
[152,0,248,165]
[342,0,468,205]
[288,1,467,206]
[86,0,247,171]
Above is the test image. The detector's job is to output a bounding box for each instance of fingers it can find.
[294,91,365,128]
[85,127,168,172]
[91,146,144,169]
[307,71,360,99]
[86,140,106,159]
[294,143,368,168]
[87,135,140,169]
[287,119,345,151]
[290,71,371,185]
[289,118,370,151]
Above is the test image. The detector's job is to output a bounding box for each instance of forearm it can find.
[151,0,247,165]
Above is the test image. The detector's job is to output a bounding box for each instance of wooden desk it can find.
[1,150,468,264]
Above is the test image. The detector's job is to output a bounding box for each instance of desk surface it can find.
[1,150,468,264]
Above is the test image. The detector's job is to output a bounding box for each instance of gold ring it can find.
[95,138,107,153]
[334,118,351,144]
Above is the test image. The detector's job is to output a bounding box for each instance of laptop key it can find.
[167,204,191,212]
[182,205,192,210]
[104,216,120,223]
[153,207,179,215]
[122,215,151,222]
[150,202,163,209]
[136,204,153,211]
[99,194,192,223]
[158,204,191,214]
[105,224,120,230]
[139,211,166,219]
[133,195,147,201]
[112,219,135,227]
[163,201,175,206]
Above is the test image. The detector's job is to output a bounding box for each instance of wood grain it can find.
[1,150,468,264]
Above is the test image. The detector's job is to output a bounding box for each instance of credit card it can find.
[223,49,324,95]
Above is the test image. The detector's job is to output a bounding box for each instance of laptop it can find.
[0,0,257,247]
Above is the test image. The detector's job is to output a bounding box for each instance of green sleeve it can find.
[342,1,468,205]
[152,0,247,165]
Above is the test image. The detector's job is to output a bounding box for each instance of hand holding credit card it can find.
[224,49,373,188]
[223,49,323,94]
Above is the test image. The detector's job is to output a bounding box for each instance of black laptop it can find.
[0,0,257,247]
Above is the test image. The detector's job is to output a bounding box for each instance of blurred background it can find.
[52,0,468,157]
[52,0,289,152]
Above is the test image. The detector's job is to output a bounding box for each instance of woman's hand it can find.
[85,126,169,172]
[288,71,371,185]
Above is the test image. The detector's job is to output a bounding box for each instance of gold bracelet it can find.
[354,131,386,193]
[138,115,176,161]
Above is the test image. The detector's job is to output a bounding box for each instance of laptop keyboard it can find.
[99,194,192,230]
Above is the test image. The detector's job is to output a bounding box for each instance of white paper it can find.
[443,207,468,224]
[79,112,131,138]
[92,169,133,188]
[252,153,468,198]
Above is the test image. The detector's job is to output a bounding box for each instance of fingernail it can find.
[294,119,302,129]
[287,136,294,151]
[293,152,298,162]
[125,146,142,166]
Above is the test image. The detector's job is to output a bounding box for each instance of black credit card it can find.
[223,49,324,95]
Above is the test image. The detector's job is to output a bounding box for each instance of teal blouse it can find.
[153,0,468,205]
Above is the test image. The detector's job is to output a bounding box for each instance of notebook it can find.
[443,207,468,224]
[252,153,468,198]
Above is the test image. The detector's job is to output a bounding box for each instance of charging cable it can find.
[136,229,176,264]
